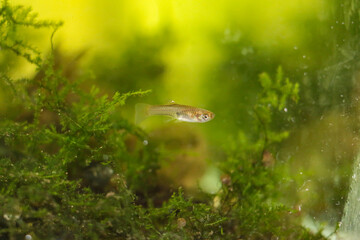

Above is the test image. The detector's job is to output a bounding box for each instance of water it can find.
[3,0,360,239]
[339,151,360,239]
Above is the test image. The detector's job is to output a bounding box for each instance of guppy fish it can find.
[135,103,215,124]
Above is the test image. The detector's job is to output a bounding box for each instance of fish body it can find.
[135,103,215,124]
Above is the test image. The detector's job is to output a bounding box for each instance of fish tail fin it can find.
[135,103,150,124]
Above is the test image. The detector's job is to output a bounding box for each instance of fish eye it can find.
[202,114,208,120]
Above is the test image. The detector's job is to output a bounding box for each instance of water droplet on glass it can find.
[25,234,32,240]
[3,214,10,221]
[3,213,20,221]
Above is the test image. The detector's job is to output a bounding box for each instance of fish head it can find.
[196,110,215,122]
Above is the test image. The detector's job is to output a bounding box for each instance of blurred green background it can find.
[6,0,360,231]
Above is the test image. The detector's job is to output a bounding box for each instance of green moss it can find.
[0,1,329,239]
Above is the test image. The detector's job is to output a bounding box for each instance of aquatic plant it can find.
[0,1,328,239]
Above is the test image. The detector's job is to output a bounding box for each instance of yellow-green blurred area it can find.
[9,0,335,135]
[4,0,359,230]
[11,0,329,96]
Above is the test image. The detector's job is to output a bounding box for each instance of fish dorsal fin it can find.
[167,100,176,105]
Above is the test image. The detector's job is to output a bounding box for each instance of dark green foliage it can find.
[208,68,325,239]
[0,2,329,240]
[0,0,62,66]
[255,66,299,146]
[146,188,227,239]
[0,162,142,239]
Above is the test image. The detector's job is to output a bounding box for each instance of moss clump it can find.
[0,1,329,239]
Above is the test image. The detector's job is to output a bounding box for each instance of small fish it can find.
[135,103,215,124]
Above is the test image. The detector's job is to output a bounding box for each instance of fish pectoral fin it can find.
[164,117,178,123]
